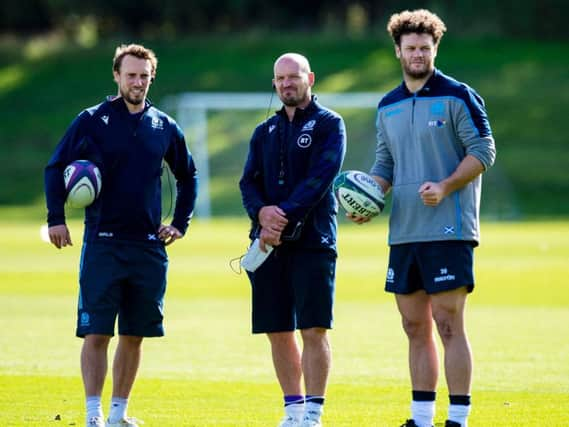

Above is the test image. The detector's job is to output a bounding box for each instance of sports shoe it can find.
[399,420,436,427]
[105,417,142,427]
[278,415,301,427]
[300,419,322,427]
[445,421,461,427]
[299,411,322,427]
[87,417,105,427]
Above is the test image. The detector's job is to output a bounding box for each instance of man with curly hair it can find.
[349,9,496,427]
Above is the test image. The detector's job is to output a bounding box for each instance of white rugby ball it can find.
[64,160,102,208]
[333,170,385,218]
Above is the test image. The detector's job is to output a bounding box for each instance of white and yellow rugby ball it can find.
[333,170,385,218]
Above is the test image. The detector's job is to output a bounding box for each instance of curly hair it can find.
[387,9,447,46]
[112,44,158,76]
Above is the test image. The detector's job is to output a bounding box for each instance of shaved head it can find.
[273,52,314,110]
[273,53,311,74]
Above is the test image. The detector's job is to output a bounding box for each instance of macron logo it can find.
[101,115,109,125]
[434,267,455,283]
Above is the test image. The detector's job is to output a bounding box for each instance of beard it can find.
[279,88,309,107]
[402,60,433,80]
[120,86,145,105]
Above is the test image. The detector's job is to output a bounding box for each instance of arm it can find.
[239,125,287,250]
[44,113,90,248]
[420,87,496,206]
[164,123,198,242]
[239,125,268,222]
[419,155,484,206]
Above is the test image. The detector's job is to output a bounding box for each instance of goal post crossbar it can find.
[162,92,384,218]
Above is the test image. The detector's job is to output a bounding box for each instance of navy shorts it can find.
[247,246,337,334]
[77,240,168,338]
[385,240,475,295]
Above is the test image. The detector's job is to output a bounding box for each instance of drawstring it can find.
[229,253,245,274]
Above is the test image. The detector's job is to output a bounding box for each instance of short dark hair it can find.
[112,44,158,76]
[387,9,447,46]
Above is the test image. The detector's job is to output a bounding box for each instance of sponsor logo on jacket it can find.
[297,134,312,148]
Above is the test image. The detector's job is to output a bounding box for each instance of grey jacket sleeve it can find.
[370,109,394,183]
[454,89,496,170]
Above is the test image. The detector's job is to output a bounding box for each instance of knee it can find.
[84,334,111,350]
[119,335,143,348]
[401,317,431,342]
[432,311,462,343]
[300,327,328,347]
[267,331,297,352]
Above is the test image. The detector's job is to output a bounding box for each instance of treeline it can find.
[1,0,567,40]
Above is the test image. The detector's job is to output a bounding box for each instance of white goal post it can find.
[162,92,384,218]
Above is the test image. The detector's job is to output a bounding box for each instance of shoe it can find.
[87,417,105,427]
[278,415,301,427]
[400,420,434,427]
[445,421,461,427]
[300,419,322,427]
[299,411,322,427]
[105,417,142,427]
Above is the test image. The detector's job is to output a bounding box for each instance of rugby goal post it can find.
[162,92,383,218]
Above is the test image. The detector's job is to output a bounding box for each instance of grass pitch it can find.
[0,217,568,426]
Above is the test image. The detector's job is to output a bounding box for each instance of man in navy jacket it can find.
[45,44,197,427]
[240,53,346,427]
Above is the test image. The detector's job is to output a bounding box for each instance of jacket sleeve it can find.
[454,87,496,170]
[44,112,91,226]
[239,125,266,222]
[165,123,198,235]
[278,116,346,224]
[370,106,394,184]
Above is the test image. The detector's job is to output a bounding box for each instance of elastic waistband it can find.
[84,228,163,245]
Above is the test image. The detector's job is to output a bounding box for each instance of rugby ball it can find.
[63,160,102,208]
[333,170,385,218]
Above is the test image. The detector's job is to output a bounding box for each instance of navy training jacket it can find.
[45,96,198,243]
[239,96,346,250]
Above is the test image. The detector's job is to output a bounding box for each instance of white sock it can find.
[86,395,103,421]
[108,397,128,422]
[448,403,471,426]
[285,403,305,420]
[411,400,435,427]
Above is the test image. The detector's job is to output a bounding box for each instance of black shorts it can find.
[247,246,337,334]
[77,240,168,338]
[385,240,475,295]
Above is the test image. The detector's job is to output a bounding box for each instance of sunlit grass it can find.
[0,217,568,425]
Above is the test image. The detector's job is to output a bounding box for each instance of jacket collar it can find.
[399,68,442,96]
[106,96,153,113]
[276,95,319,121]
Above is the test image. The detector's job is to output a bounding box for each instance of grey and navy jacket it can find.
[371,69,496,245]
[45,96,198,244]
[239,96,346,251]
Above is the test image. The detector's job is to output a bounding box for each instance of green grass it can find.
[0,216,568,426]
